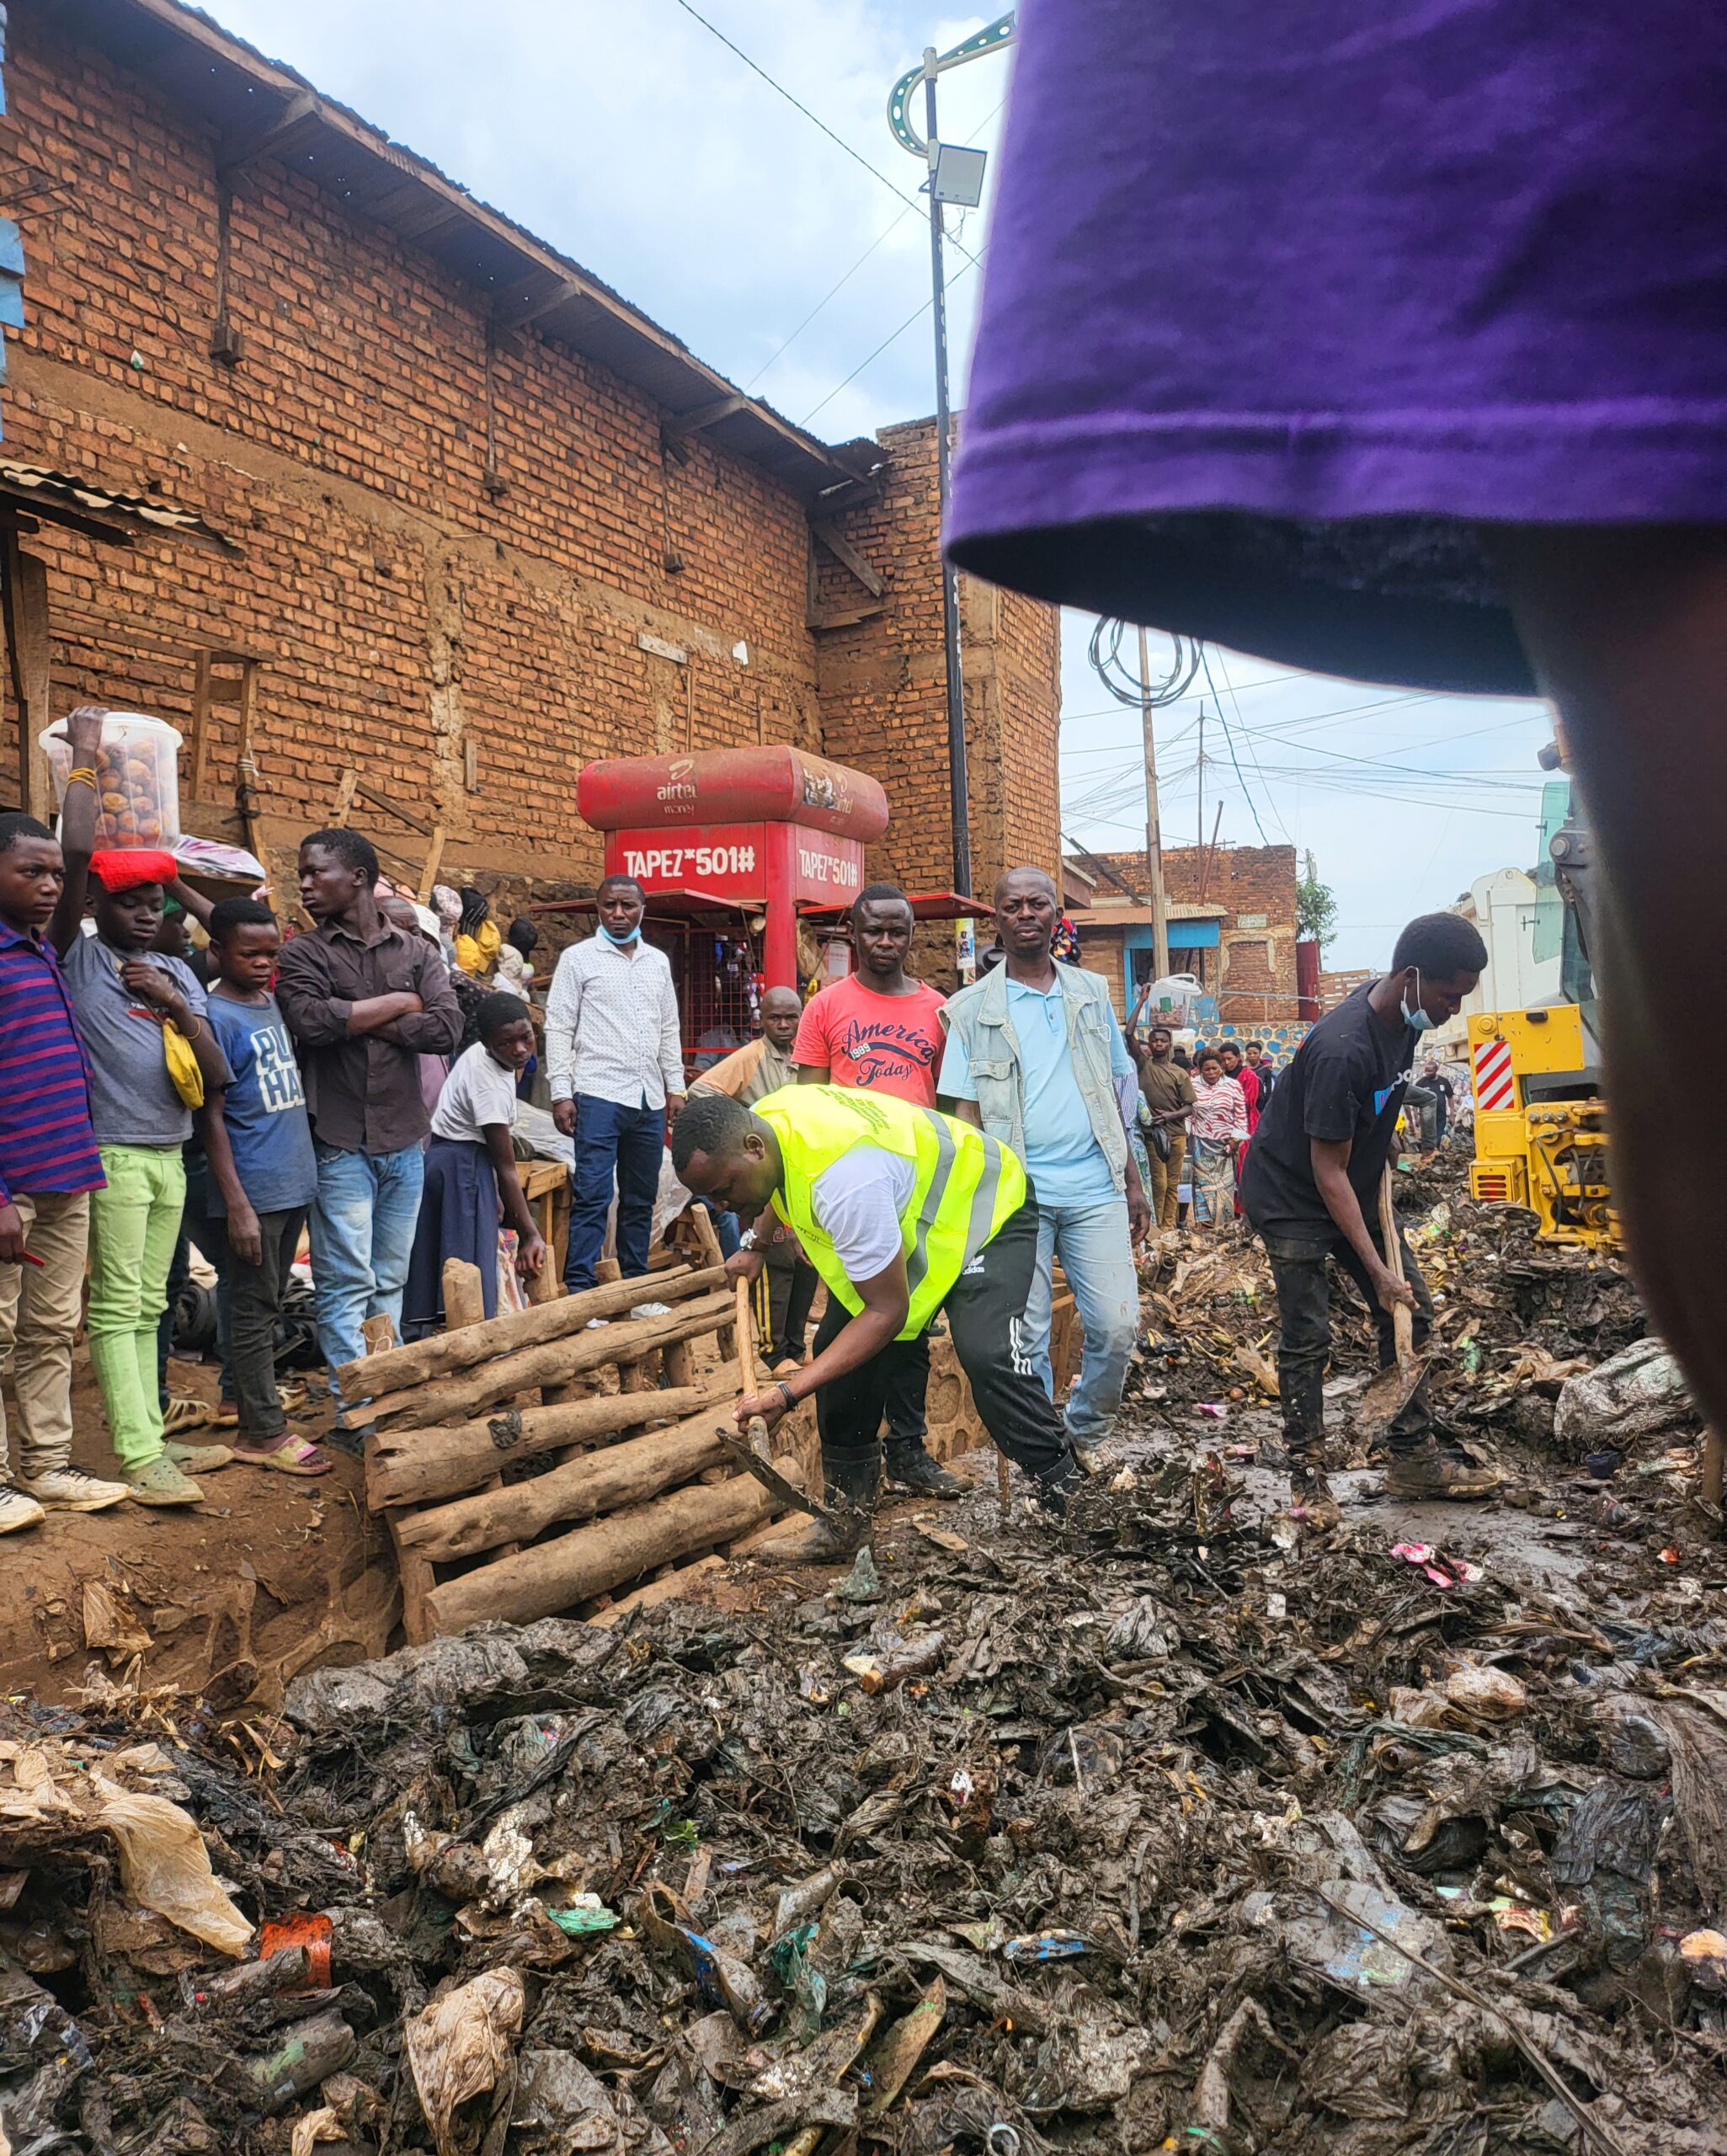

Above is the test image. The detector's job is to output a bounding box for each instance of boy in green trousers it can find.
[52,706,235,1505]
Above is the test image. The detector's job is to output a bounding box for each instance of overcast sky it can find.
[198,0,1555,972]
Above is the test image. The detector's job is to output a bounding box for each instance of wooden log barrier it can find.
[346,1289,734,1432]
[442,1257,487,1331]
[333,1263,722,1400]
[421,1462,803,1635]
[365,1378,733,1511]
[392,1406,733,1561]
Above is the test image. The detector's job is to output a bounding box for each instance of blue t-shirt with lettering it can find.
[203,991,317,1218]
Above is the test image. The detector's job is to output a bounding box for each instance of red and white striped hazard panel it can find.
[1473,1037,1516,1113]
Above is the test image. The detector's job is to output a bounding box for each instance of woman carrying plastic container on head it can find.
[47,707,236,1506]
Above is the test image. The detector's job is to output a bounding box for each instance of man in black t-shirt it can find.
[1420,1056,1456,1146]
[1240,914,1496,1525]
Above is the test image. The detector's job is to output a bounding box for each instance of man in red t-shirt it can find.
[792,884,958,1497]
[793,893,946,1104]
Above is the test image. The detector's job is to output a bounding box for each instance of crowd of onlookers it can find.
[0,707,1350,1542]
[0,707,584,1532]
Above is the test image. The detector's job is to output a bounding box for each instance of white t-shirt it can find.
[431,1041,519,1145]
[807,1149,916,1282]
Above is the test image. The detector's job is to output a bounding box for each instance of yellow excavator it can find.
[1467,751,1620,1249]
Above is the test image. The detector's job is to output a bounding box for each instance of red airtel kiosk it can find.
[551,746,985,1063]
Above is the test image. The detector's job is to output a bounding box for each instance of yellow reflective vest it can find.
[754,1086,1025,1339]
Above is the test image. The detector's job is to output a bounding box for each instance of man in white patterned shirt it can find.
[545,875,685,1292]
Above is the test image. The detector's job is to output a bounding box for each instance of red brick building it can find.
[1062,841,1303,1025]
[0,0,1058,940]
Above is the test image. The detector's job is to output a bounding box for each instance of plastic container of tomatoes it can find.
[41,710,184,848]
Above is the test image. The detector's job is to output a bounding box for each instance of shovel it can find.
[1354,1163,1428,1444]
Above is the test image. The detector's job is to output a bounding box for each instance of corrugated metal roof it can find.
[44,0,881,504]
[0,458,237,551]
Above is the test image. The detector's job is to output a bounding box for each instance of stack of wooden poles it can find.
[348,1254,810,1643]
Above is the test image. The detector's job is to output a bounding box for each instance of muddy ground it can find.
[3,1162,1725,2155]
[0,1363,393,1710]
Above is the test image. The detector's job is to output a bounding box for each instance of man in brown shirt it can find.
[275,828,462,1412]
[1135,1022,1195,1232]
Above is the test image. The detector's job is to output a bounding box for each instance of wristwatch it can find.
[738,1227,760,1251]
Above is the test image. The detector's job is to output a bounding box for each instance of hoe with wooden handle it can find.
[1355,1163,1428,1443]
[721,1274,844,1524]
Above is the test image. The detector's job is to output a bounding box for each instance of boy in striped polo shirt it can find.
[0,788,130,1532]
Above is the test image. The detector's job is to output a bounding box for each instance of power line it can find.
[1212,648,1290,842]
[667,0,980,264]
[745,99,1003,393]
[800,250,981,424]
[1202,646,1271,844]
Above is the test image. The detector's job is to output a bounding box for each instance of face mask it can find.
[1400,969,1436,1033]
[599,920,639,947]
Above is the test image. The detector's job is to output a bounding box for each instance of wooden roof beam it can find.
[493,275,588,334]
[664,393,749,440]
[216,88,319,175]
[811,520,884,600]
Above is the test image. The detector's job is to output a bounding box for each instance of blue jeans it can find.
[1023,1195,1139,1444]
[309,1141,424,1406]
[565,1095,664,1291]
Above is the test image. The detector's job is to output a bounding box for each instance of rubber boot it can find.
[1383,1435,1501,1501]
[883,1441,964,1498]
[1032,1449,1085,1519]
[775,1449,879,1562]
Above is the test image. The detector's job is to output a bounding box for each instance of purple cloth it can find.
[949,1,1727,693]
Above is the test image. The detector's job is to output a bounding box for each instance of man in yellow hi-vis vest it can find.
[671,1083,1080,1556]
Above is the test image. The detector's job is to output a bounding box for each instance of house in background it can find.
[1062,841,1303,1028]
[1435,777,1572,1051]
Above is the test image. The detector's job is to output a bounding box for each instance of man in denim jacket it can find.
[938,867,1150,1454]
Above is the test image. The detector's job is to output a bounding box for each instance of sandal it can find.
[161,1396,210,1436]
[210,1401,241,1429]
[233,1432,333,1477]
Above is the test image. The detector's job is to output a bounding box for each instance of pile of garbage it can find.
[4,1415,1726,2155]
[1138,1171,1703,1475]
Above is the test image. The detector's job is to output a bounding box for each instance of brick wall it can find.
[0,8,1057,926]
[815,417,1060,920]
[1067,842,1301,1022]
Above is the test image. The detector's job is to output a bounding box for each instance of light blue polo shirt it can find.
[937,975,1134,1209]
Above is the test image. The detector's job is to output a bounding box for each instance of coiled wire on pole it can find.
[1086,618,1202,708]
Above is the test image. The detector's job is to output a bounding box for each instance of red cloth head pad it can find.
[89,849,178,894]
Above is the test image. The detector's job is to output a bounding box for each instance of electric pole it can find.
[1197,710,1206,857]
[1137,624,1170,979]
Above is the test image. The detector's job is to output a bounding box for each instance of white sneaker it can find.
[630,1302,672,1319]
[17,1466,132,1513]
[0,1485,46,1534]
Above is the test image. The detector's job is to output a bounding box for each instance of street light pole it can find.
[923,53,971,902]
[890,17,1015,905]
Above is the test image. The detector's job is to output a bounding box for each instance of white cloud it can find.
[197,0,1009,440]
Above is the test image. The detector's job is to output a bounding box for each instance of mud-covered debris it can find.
[1555,1337,1695,1453]
[6,1161,1727,2153]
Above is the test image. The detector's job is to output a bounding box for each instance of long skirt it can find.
[1190,1137,1236,1227]
[403,1137,499,1337]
